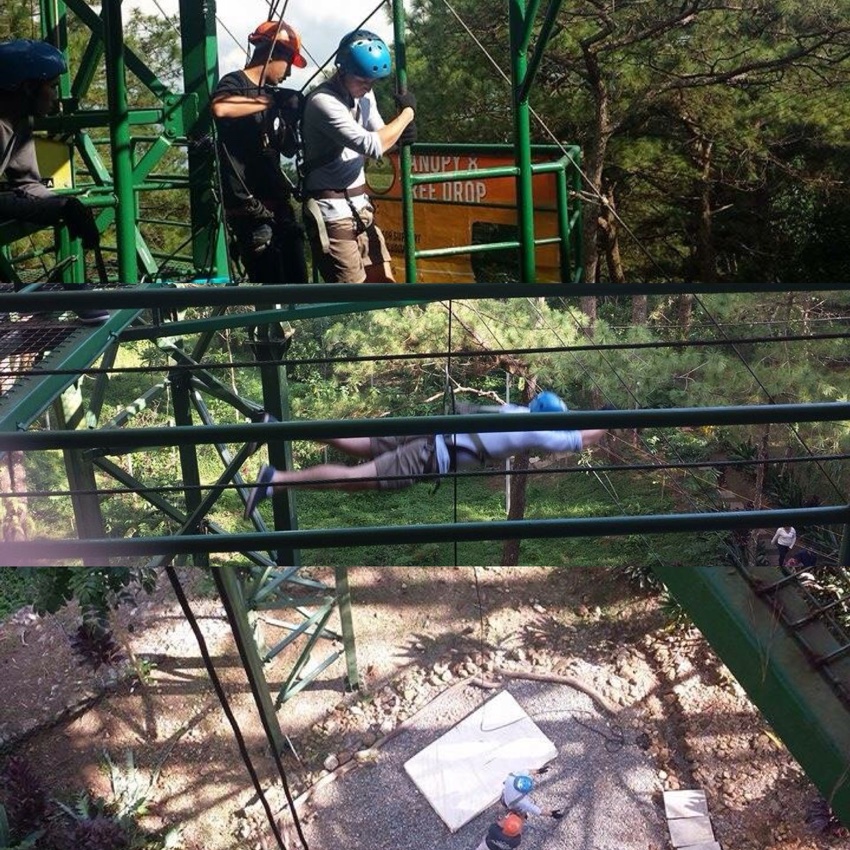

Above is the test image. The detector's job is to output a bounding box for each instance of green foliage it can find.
[658,589,692,631]
[27,569,157,622]
[0,571,34,620]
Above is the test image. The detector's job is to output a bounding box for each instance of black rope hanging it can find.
[165,567,308,850]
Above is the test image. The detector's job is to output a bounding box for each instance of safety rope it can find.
[2,452,847,501]
[165,566,306,850]
[2,329,848,379]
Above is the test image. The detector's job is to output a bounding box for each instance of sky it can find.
[128,0,398,90]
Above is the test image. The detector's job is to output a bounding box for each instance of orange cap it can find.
[499,813,525,838]
[248,21,307,68]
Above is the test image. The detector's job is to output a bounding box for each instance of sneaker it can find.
[75,308,110,325]
[244,463,276,520]
[247,412,278,455]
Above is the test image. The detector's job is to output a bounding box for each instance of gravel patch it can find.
[299,679,667,850]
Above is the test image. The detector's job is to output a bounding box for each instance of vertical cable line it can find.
[209,567,310,849]
[165,567,308,850]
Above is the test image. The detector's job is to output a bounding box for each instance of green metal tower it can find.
[0,0,849,825]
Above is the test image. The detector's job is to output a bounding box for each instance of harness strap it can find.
[303,197,331,254]
[308,183,367,200]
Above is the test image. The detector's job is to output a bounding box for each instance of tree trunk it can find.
[579,42,613,327]
[500,381,534,566]
[500,451,530,567]
[693,137,717,284]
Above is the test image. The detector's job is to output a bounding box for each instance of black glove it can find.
[551,809,564,820]
[394,90,417,113]
[535,766,550,775]
[398,120,417,147]
[63,197,100,249]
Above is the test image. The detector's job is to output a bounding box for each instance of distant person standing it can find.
[771,525,797,571]
[475,812,525,850]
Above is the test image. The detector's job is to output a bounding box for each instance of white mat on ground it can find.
[404,690,557,832]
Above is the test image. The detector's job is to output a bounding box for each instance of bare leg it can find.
[580,429,608,448]
[321,437,373,458]
[269,460,382,491]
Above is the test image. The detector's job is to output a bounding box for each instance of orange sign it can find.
[367,152,567,283]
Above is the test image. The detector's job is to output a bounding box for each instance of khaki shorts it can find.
[370,435,438,490]
[309,207,392,283]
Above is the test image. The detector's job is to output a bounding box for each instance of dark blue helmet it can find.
[0,39,66,90]
[335,30,391,79]
[513,774,534,793]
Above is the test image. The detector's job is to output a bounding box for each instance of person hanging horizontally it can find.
[243,391,609,518]
[0,39,110,324]
[210,20,309,284]
[300,29,417,283]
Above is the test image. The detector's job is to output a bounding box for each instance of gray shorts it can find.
[370,435,438,490]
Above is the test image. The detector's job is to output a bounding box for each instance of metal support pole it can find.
[101,0,138,283]
[392,0,417,283]
[52,384,106,565]
[335,566,360,692]
[509,0,536,282]
[170,368,207,567]
[256,338,300,567]
[178,0,229,277]
[216,566,286,752]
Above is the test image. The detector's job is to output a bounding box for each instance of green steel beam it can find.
[178,0,229,276]
[10,280,849,314]
[215,567,285,751]
[2,403,847,451]
[102,0,138,284]
[3,505,849,565]
[519,0,565,103]
[335,565,360,692]
[120,300,431,340]
[510,0,536,282]
[392,0,417,283]
[0,309,143,433]
[52,384,107,565]
[653,566,850,824]
[170,369,206,567]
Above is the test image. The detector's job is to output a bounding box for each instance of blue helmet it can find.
[529,391,567,413]
[0,39,66,90]
[513,774,534,794]
[335,30,391,79]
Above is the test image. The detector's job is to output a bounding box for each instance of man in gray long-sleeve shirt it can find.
[301,29,416,283]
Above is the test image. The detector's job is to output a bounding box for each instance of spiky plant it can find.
[68,815,131,850]
[0,756,46,839]
[69,620,124,671]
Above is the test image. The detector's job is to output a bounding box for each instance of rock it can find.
[323,754,339,772]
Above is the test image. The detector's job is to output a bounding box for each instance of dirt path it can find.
[0,567,844,850]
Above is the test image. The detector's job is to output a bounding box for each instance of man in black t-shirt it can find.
[475,813,524,850]
[211,20,308,284]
